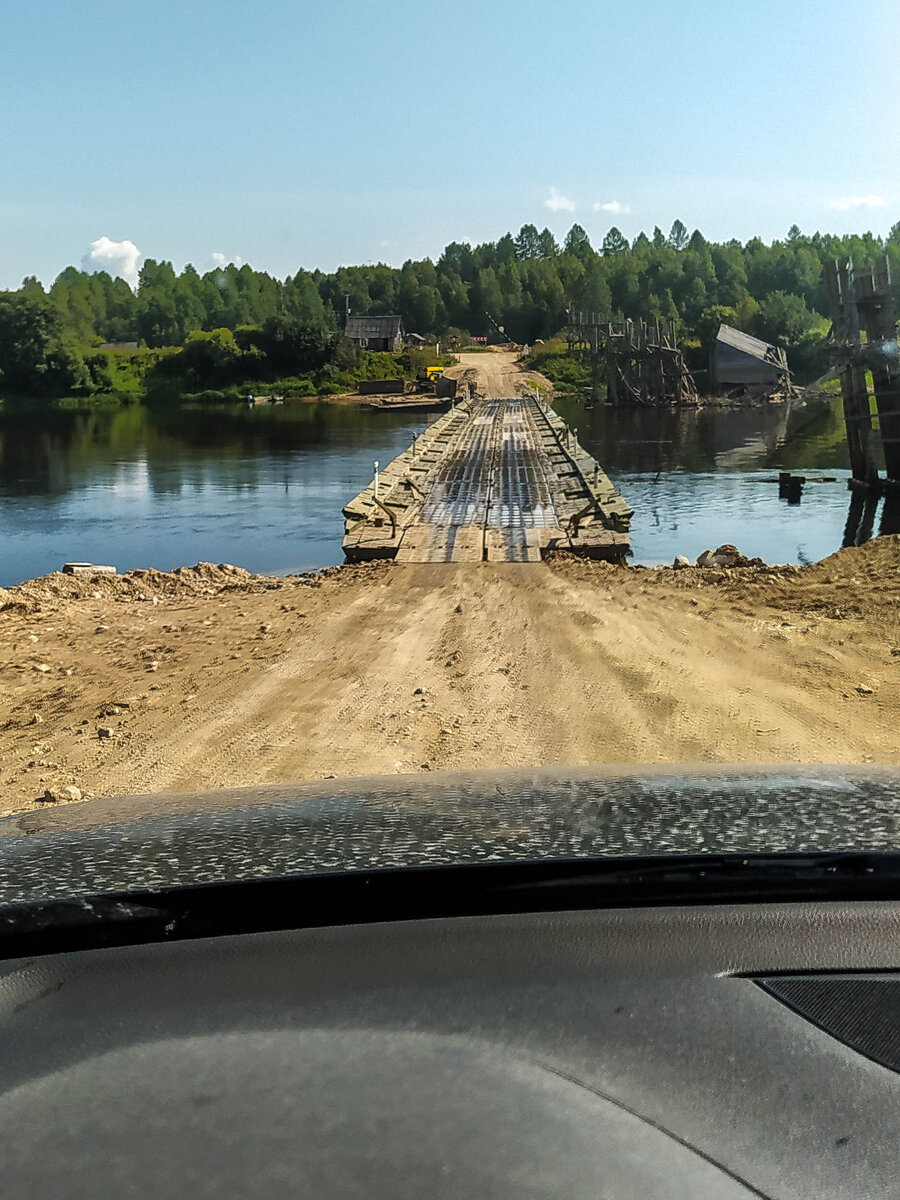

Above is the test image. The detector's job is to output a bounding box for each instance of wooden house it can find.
[344,315,405,353]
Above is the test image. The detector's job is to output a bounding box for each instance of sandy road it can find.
[1,539,899,817]
[444,349,547,398]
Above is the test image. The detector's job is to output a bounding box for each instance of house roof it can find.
[345,315,404,339]
[715,324,784,365]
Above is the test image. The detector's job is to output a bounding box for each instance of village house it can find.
[344,315,405,353]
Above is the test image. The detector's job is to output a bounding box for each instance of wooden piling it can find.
[825,258,881,491]
[566,313,698,406]
[825,254,900,492]
[858,260,900,484]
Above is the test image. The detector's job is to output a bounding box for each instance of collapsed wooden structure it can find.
[711,325,793,402]
[825,257,900,495]
[566,314,699,406]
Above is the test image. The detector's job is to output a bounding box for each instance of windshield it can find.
[1,0,899,883]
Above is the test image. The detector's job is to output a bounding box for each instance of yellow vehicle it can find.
[425,365,443,380]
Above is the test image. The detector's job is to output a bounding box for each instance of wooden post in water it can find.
[638,320,649,404]
[826,258,881,491]
[857,259,900,487]
[605,322,618,405]
[589,317,601,408]
[567,313,697,407]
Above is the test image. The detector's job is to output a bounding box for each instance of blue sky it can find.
[1,0,897,288]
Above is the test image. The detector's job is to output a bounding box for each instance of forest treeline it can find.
[1,220,898,398]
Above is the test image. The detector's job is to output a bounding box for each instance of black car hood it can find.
[1,765,899,907]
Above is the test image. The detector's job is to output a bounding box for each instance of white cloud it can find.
[593,200,630,215]
[211,251,244,268]
[544,186,575,213]
[81,236,142,289]
[826,194,886,211]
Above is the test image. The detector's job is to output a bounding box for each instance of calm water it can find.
[0,396,897,586]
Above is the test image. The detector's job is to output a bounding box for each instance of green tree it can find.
[179,327,244,385]
[253,316,334,375]
[697,304,735,340]
[563,223,593,260]
[514,224,540,260]
[601,227,629,257]
[0,292,89,395]
[754,291,817,346]
[668,219,689,251]
[496,233,517,264]
[536,228,560,259]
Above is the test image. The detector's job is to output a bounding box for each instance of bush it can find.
[525,338,591,392]
[181,386,245,404]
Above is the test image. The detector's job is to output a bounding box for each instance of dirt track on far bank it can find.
[1,536,899,818]
[444,348,550,398]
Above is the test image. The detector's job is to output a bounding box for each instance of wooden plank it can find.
[523,527,544,562]
[447,525,486,562]
[392,525,432,563]
[829,258,880,489]
[395,523,484,563]
[484,529,519,562]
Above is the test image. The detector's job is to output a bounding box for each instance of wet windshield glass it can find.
[0,0,898,874]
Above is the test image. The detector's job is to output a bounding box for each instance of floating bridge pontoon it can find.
[342,393,632,563]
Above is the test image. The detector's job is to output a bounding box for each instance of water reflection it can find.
[0,402,422,584]
[879,493,900,538]
[557,391,893,564]
[553,391,851,475]
[0,393,894,585]
[844,492,880,547]
[0,403,414,501]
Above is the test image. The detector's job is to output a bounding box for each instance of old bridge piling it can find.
[826,255,900,496]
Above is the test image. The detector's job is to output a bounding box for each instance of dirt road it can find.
[444,349,548,398]
[1,348,898,816]
[1,538,899,817]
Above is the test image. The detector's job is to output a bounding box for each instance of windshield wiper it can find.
[2,850,900,960]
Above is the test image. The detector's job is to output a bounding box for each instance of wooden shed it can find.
[711,324,790,391]
[345,315,405,353]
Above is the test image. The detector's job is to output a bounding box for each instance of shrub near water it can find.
[525,339,591,393]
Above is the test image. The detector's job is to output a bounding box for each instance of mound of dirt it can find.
[0,561,390,616]
[804,533,900,581]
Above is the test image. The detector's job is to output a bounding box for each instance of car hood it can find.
[1,765,899,906]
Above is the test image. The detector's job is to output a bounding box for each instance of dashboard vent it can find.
[757,975,900,1073]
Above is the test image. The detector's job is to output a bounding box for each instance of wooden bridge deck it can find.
[342,394,632,564]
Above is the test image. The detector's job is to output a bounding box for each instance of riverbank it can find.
[1,536,898,817]
[0,344,460,411]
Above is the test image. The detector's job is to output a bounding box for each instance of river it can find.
[0,395,896,586]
